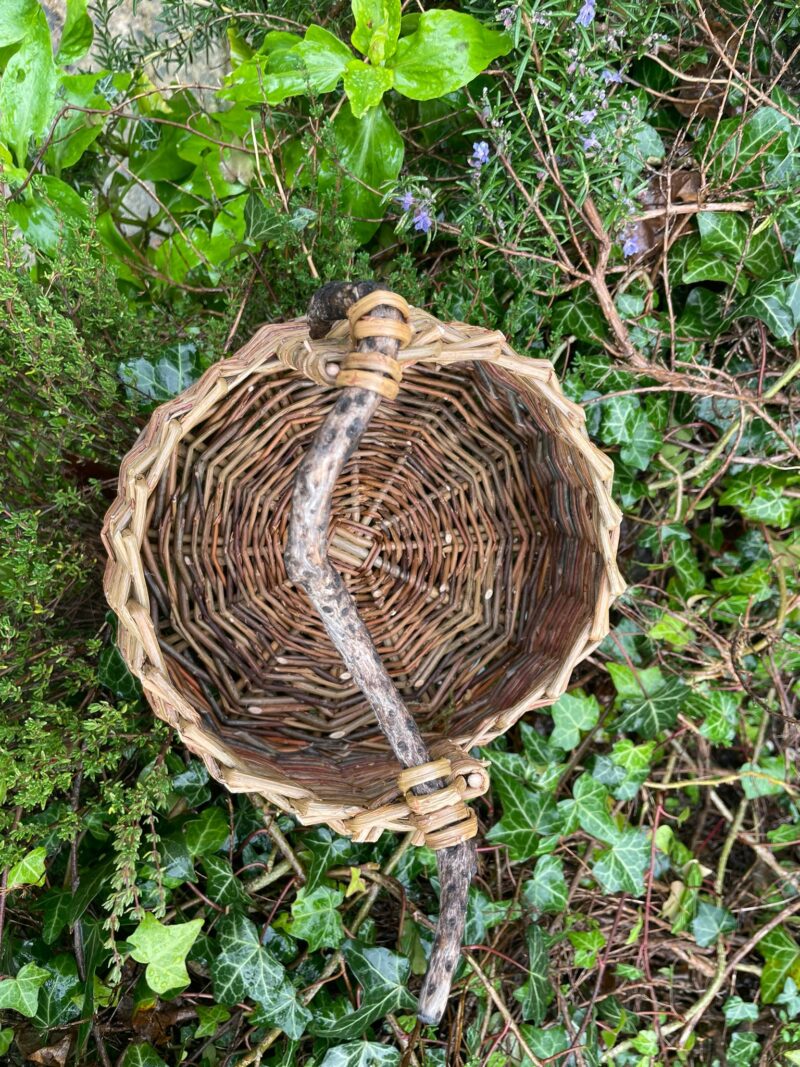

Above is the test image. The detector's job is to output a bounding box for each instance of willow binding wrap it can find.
[102,281,624,1024]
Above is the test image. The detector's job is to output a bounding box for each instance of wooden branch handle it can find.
[285,280,476,1025]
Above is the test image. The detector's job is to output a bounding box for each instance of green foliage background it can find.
[1,0,799,1064]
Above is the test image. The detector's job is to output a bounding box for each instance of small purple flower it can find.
[469,140,491,168]
[622,233,640,257]
[413,208,433,233]
[498,6,515,29]
[581,134,600,152]
[398,191,415,211]
[601,68,623,84]
[575,0,596,27]
[578,108,597,125]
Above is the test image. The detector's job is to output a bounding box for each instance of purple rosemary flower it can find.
[469,140,491,168]
[622,232,640,257]
[578,108,597,125]
[575,0,596,27]
[601,68,623,84]
[413,207,433,233]
[581,134,600,152]
[498,6,515,29]
[398,191,415,211]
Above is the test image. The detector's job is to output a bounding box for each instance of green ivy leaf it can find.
[351,0,401,65]
[568,928,606,968]
[41,888,73,944]
[697,211,748,258]
[195,1004,231,1039]
[485,781,562,862]
[127,913,203,995]
[288,885,345,951]
[727,1032,761,1067]
[592,740,654,801]
[692,901,736,948]
[0,1029,12,1057]
[34,954,82,1030]
[184,806,230,857]
[522,855,568,916]
[310,940,416,1040]
[55,0,94,65]
[683,248,745,290]
[619,407,659,471]
[615,676,688,739]
[7,846,46,889]
[519,1024,570,1062]
[122,1044,168,1067]
[740,757,787,798]
[0,962,51,1018]
[734,278,796,342]
[342,59,393,118]
[202,855,249,908]
[723,996,759,1024]
[319,100,403,243]
[552,289,607,342]
[758,927,800,1003]
[0,4,56,166]
[6,175,88,254]
[299,827,358,892]
[592,828,651,895]
[318,1044,400,1067]
[549,691,600,751]
[720,468,795,528]
[745,224,785,277]
[389,11,511,101]
[513,925,551,1024]
[249,979,312,1040]
[118,341,208,405]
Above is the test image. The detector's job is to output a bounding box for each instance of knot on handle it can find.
[337,290,413,400]
[398,749,489,851]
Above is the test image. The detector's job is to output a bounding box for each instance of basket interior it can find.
[143,356,606,798]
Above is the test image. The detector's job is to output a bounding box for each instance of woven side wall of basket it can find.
[102,306,624,843]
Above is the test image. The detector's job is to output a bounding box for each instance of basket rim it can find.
[102,307,625,835]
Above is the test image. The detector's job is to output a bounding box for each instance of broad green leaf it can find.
[683,249,744,290]
[119,342,209,406]
[0,962,50,1017]
[592,740,654,801]
[549,691,600,751]
[310,940,415,1040]
[692,901,735,948]
[726,1033,761,1067]
[0,5,57,166]
[45,71,124,172]
[607,663,666,702]
[522,855,567,915]
[734,278,796,342]
[389,11,511,101]
[563,773,616,843]
[758,927,800,1003]
[740,757,787,798]
[786,276,800,326]
[6,174,88,254]
[486,780,562,862]
[318,1044,400,1067]
[592,828,650,894]
[148,835,195,889]
[723,996,759,1024]
[463,887,514,943]
[319,100,403,243]
[299,827,358,892]
[202,855,248,908]
[250,979,312,1040]
[34,954,82,1030]
[213,912,284,1003]
[600,394,640,447]
[720,468,795,528]
[745,224,785,277]
[552,289,606,342]
[184,806,229,857]
[670,538,706,597]
[0,1029,12,1056]
[615,676,688,739]
[0,0,38,46]
[255,25,352,104]
[171,760,211,807]
[7,846,46,889]
[519,1024,570,1063]
[128,913,203,994]
[568,928,606,968]
[777,977,800,1018]
[648,612,694,649]
[56,0,94,65]
[41,888,72,944]
[288,885,345,951]
[195,1004,230,1039]
[619,407,659,471]
[513,925,551,1024]
[122,1045,168,1067]
[343,59,393,118]
[697,211,748,258]
[351,0,401,64]
[620,122,665,184]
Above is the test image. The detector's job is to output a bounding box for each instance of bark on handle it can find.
[284,280,476,1025]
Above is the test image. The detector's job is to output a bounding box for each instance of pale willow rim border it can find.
[102,307,625,843]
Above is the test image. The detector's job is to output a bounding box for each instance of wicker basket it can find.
[102,282,623,1020]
